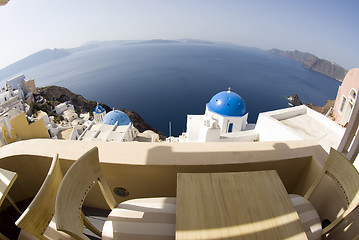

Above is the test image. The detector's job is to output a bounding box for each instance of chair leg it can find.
[0,232,9,240]
[81,212,102,237]
[5,195,22,214]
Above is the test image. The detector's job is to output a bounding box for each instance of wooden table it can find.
[176,170,307,240]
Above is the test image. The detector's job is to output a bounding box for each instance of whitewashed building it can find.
[55,101,75,115]
[174,87,345,151]
[6,74,25,90]
[0,74,40,115]
[79,109,138,142]
[63,109,78,122]
[0,85,25,113]
[178,88,254,142]
[93,104,106,123]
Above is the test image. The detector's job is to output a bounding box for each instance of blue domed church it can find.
[181,88,251,142]
[93,104,106,123]
[102,110,131,126]
[205,88,248,133]
[79,105,139,142]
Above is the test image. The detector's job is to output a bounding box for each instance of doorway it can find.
[228,123,233,133]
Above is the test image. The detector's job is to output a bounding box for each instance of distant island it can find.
[268,48,347,81]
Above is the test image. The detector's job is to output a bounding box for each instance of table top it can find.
[176,170,307,240]
[0,167,18,206]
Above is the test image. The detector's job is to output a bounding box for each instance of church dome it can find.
[102,110,131,126]
[207,89,248,117]
[93,105,105,114]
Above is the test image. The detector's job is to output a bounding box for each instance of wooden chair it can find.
[0,167,21,240]
[0,167,22,214]
[15,154,101,240]
[290,148,359,240]
[55,147,176,240]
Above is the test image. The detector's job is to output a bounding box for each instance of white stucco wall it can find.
[6,74,25,90]
[256,105,345,153]
[256,107,304,142]
[55,103,75,115]
[205,106,248,133]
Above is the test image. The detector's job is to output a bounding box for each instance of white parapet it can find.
[255,105,345,153]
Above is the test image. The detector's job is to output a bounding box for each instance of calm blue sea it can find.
[0,42,341,136]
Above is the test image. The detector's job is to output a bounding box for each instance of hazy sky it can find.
[0,0,358,70]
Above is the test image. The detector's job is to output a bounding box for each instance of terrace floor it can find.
[280,114,343,152]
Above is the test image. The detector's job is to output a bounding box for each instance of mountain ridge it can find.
[268,48,347,81]
[0,48,71,81]
[0,39,216,81]
[0,40,348,83]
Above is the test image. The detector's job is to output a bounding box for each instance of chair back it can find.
[0,167,19,240]
[0,167,18,206]
[304,148,359,235]
[55,147,117,240]
[15,154,63,240]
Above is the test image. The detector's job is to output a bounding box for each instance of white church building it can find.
[178,88,256,142]
[93,104,106,123]
[78,107,138,142]
[175,87,345,152]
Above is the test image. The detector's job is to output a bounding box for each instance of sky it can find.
[0,0,358,70]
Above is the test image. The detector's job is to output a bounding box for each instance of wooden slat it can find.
[0,167,19,240]
[176,171,307,240]
[0,167,17,206]
[15,154,62,240]
[0,232,9,240]
[321,149,359,234]
[304,148,359,235]
[55,147,113,240]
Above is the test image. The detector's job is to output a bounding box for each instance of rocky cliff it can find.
[268,48,347,81]
[287,93,334,115]
[36,86,163,137]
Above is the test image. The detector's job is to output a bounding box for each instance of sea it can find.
[0,41,341,136]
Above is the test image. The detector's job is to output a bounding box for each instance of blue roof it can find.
[102,110,131,126]
[207,90,248,117]
[94,105,105,114]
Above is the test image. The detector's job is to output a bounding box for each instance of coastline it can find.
[287,93,334,115]
[269,48,348,81]
[35,85,165,138]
